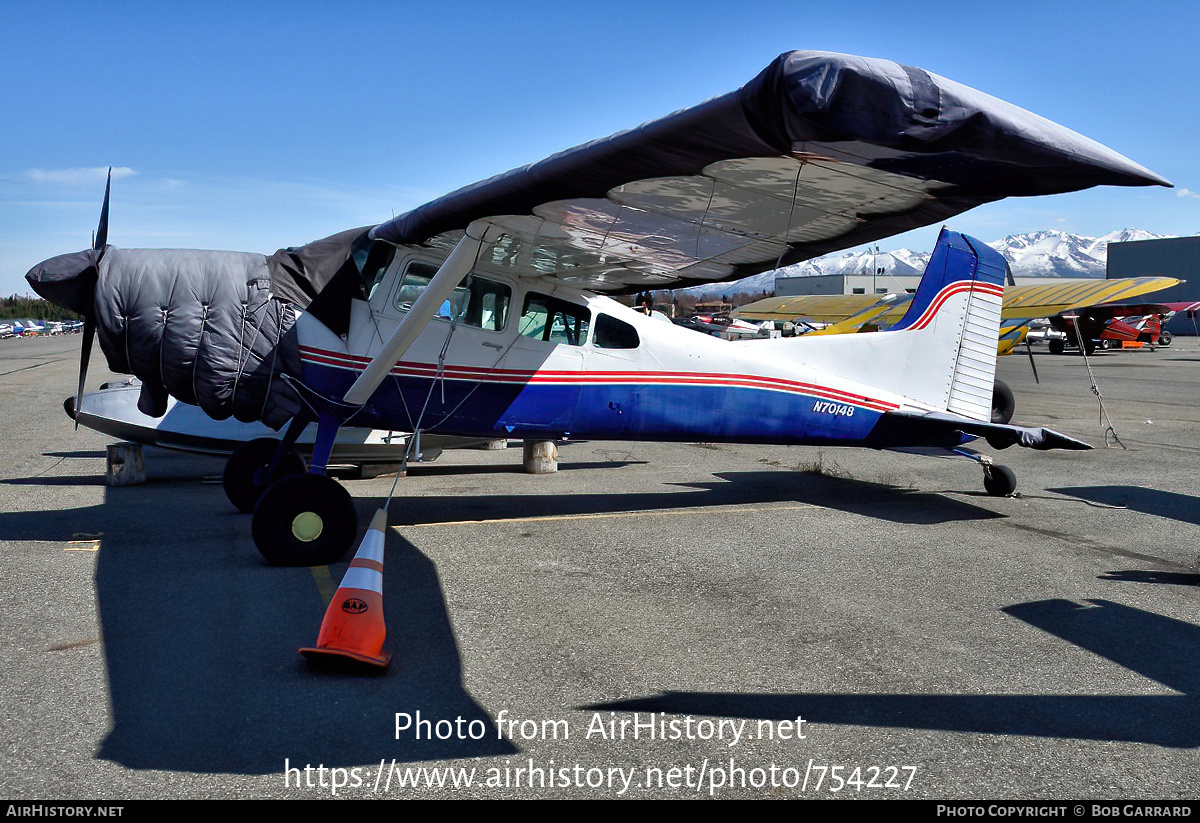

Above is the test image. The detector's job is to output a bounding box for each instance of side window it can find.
[519,293,590,346]
[392,261,511,331]
[459,277,511,331]
[393,261,441,314]
[593,313,639,349]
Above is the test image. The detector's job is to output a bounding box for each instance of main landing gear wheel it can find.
[223,437,305,513]
[1048,339,1065,355]
[252,473,358,566]
[991,380,1015,425]
[983,464,1017,497]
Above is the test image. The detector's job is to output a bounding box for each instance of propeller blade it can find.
[74,315,96,431]
[74,167,113,427]
[94,168,111,250]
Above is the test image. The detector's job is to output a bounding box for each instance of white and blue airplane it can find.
[26,51,1169,566]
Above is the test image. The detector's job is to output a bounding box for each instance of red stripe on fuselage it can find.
[298,346,899,412]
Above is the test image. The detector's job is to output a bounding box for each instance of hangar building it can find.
[1107,235,1200,335]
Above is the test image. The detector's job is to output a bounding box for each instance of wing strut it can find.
[342,219,489,406]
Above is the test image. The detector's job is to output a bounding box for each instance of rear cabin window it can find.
[519,292,590,345]
[393,261,511,331]
[593,313,639,349]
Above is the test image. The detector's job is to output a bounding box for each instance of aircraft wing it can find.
[732,293,914,331]
[369,51,1168,295]
[733,293,888,322]
[734,277,1182,333]
[1000,277,1181,319]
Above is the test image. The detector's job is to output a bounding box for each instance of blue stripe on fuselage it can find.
[300,360,896,445]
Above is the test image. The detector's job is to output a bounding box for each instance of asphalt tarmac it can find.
[1,333,1197,799]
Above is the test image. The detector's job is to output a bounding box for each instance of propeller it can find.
[73,168,110,429]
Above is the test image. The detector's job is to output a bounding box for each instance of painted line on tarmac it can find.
[309,565,339,604]
[396,502,818,529]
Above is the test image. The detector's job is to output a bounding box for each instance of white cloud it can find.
[25,167,137,186]
[1176,188,1200,199]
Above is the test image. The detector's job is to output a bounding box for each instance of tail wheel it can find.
[252,473,358,566]
[983,464,1017,497]
[991,380,1015,425]
[223,437,305,513]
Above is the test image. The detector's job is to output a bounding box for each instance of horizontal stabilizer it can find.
[882,410,1092,451]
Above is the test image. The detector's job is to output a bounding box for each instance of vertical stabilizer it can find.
[888,231,1006,419]
[767,229,1005,420]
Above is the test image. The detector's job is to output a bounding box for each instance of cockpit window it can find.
[353,237,397,301]
[519,292,590,345]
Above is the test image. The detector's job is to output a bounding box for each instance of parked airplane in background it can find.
[1045,302,1195,354]
[5,319,47,337]
[27,51,1170,566]
[733,277,1182,421]
[733,277,1182,347]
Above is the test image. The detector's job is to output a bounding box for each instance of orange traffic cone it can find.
[300,508,390,668]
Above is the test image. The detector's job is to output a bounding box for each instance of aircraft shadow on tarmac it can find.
[382,471,1004,527]
[94,522,519,773]
[14,472,515,774]
[0,462,1002,774]
[1049,485,1200,528]
[586,599,1200,748]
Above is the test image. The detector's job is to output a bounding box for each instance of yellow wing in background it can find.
[734,277,1181,326]
[999,277,1181,319]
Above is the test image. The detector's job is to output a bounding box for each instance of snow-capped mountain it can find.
[683,229,1174,297]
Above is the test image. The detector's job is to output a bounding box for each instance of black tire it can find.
[251,473,358,566]
[1158,332,1173,346]
[1100,338,1114,350]
[991,380,1015,425]
[223,437,305,513]
[1083,339,1096,356]
[983,464,1017,497]
[1048,339,1065,355]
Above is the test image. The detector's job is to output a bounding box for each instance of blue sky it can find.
[3,0,1198,296]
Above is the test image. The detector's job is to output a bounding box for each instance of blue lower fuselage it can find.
[299,354,890,446]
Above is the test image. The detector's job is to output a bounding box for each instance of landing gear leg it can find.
[223,417,310,513]
[251,411,360,565]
